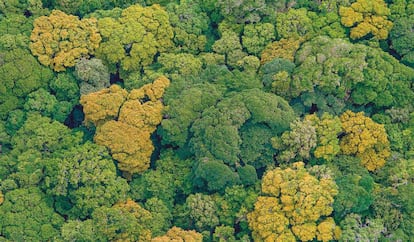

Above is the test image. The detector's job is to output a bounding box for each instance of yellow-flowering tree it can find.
[81,76,170,177]
[29,10,101,71]
[151,226,203,242]
[339,110,390,171]
[339,0,393,40]
[80,85,129,127]
[248,162,341,241]
[260,38,303,63]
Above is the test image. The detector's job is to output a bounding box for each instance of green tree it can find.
[0,34,53,118]
[272,118,317,163]
[185,193,219,231]
[242,23,275,56]
[192,158,241,192]
[212,25,248,68]
[128,150,192,209]
[340,214,385,241]
[145,197,173,236]
[292,36,414,109]
[275,8,315,40]
[68,199,153,241]
[166,0,209,54]
[160,83,223,148]
[306,113,342,161]
[389,15,414,67]
[0,187,64,241]
[43,142,129,219]
[96,4,174,76]
[49,72,80,105]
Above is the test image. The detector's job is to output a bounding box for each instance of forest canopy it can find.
[0,0,413,241]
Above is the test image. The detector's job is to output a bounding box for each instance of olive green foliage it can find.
[292,36,414,109]
[49,72,80,106]
[0,113,83,188]
[242,23,275,56]
[43,142,129,219]
[96,4,174,75]
[212,27,247,68]
[340,214,385,241]
[0,0,46,16]
[192,158,240,192]
[275,8,315,40]
[129,150,192,208]
[331,156,375,219]
[47,0,136,17]
[160,83,223,148]
[0,34,53,118]
[1,1,413,241]
[167,0,209,54]
[61,200,153,241]
[185,193,219,231]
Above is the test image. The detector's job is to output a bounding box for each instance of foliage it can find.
[82,77,170,177]
[248,162,340,241]
[339,0,393,40]
[0,188,64,241]
[190,89,295,169]
[261,38,303,63]
[275,8,315,40]
[96,4,174,75]
[242,23,275,56]
[166,0,209,54]
[30,10,101,71]
[306,113,342,161]
[1,1,413,240]
[43,142,129,219]
[272,118,317,163]
[0,34,53,118]
[185,193,219,231]
[152,226,203,242]
[74,58,110,95]
[61,199,153,241]
[292,36,414,109]
[339,214,385,241]
[340,110,391,171]
[389,15,414,67]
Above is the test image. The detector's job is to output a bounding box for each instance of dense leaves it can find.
[1,1,413,241]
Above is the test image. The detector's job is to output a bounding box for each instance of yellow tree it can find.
[81,77,170,178]
[339,110,390,171]
[30,10,101,71]
[151,227,203,242]
[339,0,393,40]
[80,85,129,127]
[247,162,341,241]
[260,38,303,63]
